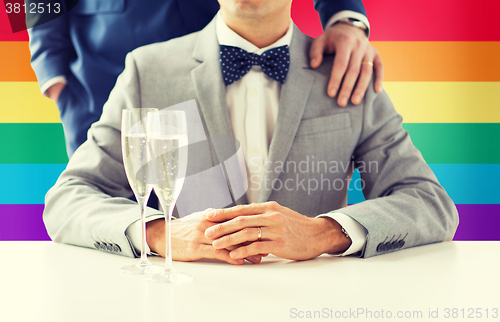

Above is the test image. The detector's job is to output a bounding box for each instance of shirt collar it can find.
[216,11,293,55]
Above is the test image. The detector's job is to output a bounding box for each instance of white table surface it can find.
[0,241,499,322]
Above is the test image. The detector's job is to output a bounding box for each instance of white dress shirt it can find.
[325,10,370,37]
[127,12,368,257]
[217,12,292,203]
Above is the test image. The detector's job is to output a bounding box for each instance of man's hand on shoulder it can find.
[309,21,384,107]
[204,202,352,261]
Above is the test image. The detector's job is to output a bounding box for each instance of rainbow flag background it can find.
[1,0,499,241]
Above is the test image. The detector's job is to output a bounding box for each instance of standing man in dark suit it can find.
[28,0,383,156]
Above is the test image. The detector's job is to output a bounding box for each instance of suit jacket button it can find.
[115,244,122,252]
[94,242,101,249]
[397,240,405,248]
[376,243,385,252]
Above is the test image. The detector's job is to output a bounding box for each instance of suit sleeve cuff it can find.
[325,10,371,38]
[317,212,367,256]
[125,214,165,256]
[40,75,67,94]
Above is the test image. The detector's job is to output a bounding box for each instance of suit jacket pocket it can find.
[71,0,125,14]
[296,113,351,137]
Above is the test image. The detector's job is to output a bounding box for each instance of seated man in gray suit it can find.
[44,0,458,264]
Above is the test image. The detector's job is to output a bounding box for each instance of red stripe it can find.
[0,31,27,41]
[291,0,323,38]
[293,0,500,41]
[365,0,500,41]
[0,0,28,41]
[2,1,499,42]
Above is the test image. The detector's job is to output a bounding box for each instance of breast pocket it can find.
[296,113,351,137]
[70,0,125,14]
[290,112,352,160]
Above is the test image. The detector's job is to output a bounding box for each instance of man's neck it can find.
[220,10,291,48]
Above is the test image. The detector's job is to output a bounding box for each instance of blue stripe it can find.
[1,164,66,204]
[1,164,498,205]
[348,164,500,205]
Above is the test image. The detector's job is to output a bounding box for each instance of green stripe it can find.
[1,123,499,164]
[403,123,500,164]
[0,124,68,164]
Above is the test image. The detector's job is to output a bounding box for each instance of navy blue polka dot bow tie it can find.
[219,45,290,86]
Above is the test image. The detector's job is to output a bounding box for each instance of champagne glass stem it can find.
[138,193,151,265]
[159,202,174,273]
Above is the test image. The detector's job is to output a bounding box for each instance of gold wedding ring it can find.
[257,227,262,241]
[361,61,374,67]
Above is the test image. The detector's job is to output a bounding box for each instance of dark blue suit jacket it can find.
[29,0,367,156]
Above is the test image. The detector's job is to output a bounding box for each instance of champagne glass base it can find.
[147,266,193,284]
[168,271,194,284]
[121,260,153,275]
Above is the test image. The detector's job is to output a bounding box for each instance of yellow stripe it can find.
[1,82,499,123]
[385,82,500,123]
[0,82,61,123]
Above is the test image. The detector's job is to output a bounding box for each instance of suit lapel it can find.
[191,19,248,205]
[258,26,315,202]
[191,19,233,148]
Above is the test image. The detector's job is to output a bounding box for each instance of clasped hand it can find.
[148,202,351,265]
[205,201,352,262]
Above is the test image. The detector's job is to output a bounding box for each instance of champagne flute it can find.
[121,108,157,274]
[147,110,192,283]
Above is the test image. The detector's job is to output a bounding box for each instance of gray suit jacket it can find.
[44,19,458,259]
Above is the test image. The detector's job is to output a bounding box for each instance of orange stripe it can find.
[372,41,500,82]
[0,42,36,81]
[1,41,500,82]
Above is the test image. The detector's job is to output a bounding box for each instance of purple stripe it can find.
[0,204,499,241]
[453,204,500,241]
[0,205,50,241]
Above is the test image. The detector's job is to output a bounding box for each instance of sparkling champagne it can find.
[149,135,188,210]
[123,133,152,197]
